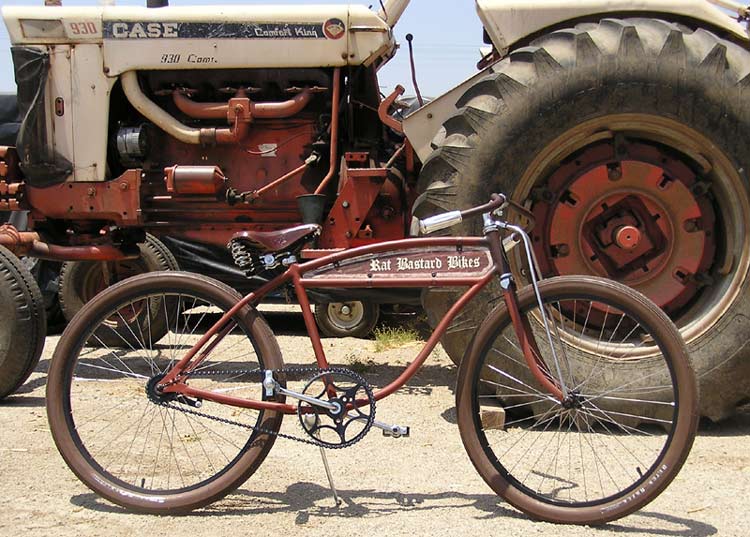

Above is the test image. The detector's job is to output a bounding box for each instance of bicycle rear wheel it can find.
[456,276,698,524]
[46,272,284,513]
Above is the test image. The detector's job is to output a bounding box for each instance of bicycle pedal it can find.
[381,424,410,439]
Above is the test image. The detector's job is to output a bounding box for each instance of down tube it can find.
[372,272,495,401]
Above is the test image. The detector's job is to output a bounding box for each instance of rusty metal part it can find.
[0,147,21,182]
[0,182,21,211]
[531,140,716,315]
[25,170,142,226]
[378,85,405,134]
[201,101,251,145]
[247,161,311,201]
[164,165,226,195]
[614,225,641,251]
[0,224,138,261]
[28,241,139,261]
[320,167,389,249]
[173,88,314,120]
[314,67,342,196]
[0,148,22,210]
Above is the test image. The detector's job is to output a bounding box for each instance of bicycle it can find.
[46,194,699,525]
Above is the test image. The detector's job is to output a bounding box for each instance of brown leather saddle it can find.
[230,223,320,253]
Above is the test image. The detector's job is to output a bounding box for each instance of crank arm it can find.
[276,386,340,411]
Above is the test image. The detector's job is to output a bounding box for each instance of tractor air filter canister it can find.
[164,165,227,196]
[115,125,149,167]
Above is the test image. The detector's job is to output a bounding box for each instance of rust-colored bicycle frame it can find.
[160,210,564,412]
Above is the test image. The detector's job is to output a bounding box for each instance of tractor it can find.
[1,0,749,421]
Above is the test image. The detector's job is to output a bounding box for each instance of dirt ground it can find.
[1,309,749,537]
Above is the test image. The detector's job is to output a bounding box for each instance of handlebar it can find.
[417,193,541,236]
[417,194,506,235]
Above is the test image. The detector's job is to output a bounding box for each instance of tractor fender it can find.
[476,0,748,54]
[404,1,750,162]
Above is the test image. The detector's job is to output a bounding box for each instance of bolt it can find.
[342,201,350,209]
[345,231,352,238]
[87,187,96,197]
[120,182,129,191]
[683,219,701,232]
[340,305,352,315]
[607,163,623,181]
[553,244,570,258]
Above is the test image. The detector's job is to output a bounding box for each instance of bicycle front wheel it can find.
[46,272,284,513]
[456,276,698,525]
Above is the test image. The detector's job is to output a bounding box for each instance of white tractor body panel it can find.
[477,0,749,52]
[2,5,394,72]
[405,0,750,162]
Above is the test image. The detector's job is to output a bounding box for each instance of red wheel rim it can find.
[531,140,716,316]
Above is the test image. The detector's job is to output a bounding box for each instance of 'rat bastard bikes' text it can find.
[369,255,482,273]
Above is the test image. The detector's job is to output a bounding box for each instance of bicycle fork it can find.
[484,213,568,402]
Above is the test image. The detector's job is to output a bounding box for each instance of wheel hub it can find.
[613,225,641,251]
[531,140,716,316]
[327,302,364,330]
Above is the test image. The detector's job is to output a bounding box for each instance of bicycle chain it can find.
[159,366,375,449]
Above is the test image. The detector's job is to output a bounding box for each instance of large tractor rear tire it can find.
[0,245,46,399]
[417,18,750,421]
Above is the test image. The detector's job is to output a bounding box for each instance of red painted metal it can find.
[160,226,562,414]
[378,85,405,134]
[373,271,494,400]
[25,170,142,226]
[314,67,342,196]
[320,167,388,248]
[503,280,564,401]
[0,224,138,260]
[248,162,309,201]
[614,225,641,251]
[531,140,716,315]
[163,165,226,195]
[161,228,564,411]
[173,87,314,121]
[0,147,21,183]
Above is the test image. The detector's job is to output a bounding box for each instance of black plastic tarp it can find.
[0,93,20,146]
[12,46,72,187]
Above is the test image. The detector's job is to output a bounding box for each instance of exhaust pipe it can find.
[0,225,139,261]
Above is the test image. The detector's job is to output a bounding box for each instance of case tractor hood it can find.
[1,4,395,73]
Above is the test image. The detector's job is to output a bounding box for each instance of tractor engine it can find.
[111,67,334,244]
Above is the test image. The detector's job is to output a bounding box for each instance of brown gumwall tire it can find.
[46,271,284,514]
[455,276,698,525]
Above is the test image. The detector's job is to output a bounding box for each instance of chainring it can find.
[297,368,376,448]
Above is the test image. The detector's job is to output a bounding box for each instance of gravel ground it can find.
[1,310,748,537]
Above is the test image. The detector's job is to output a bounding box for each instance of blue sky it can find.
[0,0,485,97]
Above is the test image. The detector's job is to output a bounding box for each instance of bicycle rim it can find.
[457,276,697,524]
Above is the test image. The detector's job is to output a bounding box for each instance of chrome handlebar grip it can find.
[418,211,463,235]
